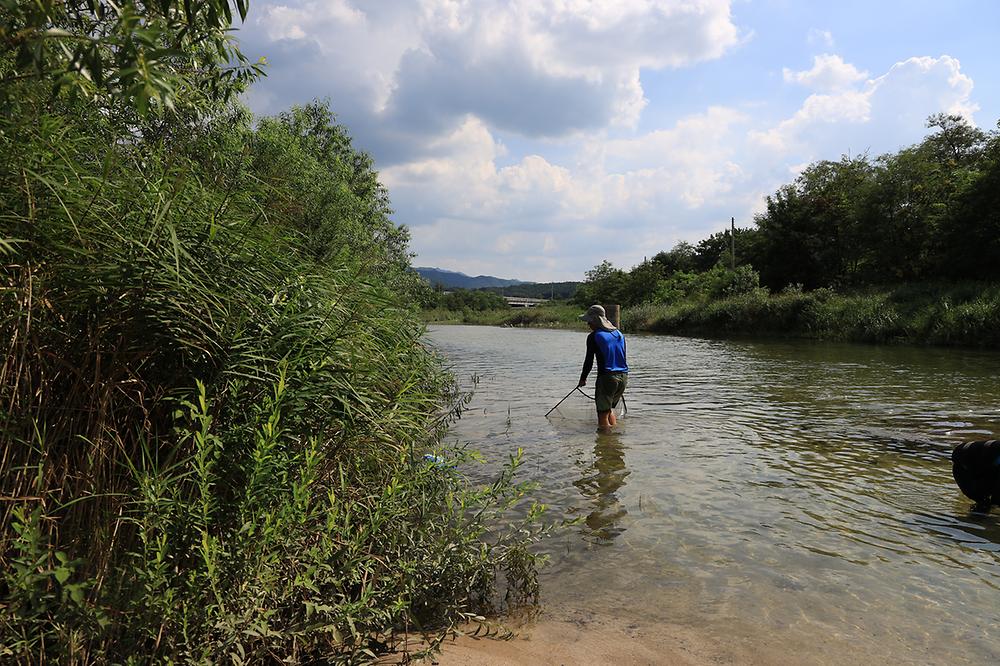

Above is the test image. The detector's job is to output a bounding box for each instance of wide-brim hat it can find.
[579,304,617,331]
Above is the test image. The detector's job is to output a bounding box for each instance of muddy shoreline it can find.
[380,610,810,666]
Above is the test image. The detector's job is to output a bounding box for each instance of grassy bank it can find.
[1,88,541,663]
[424,283,1000,348]
[626,282,1000,347]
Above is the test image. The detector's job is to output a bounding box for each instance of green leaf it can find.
[66,583,86,604]
[0,238,25,255]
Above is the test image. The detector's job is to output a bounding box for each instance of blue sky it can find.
[238,0,1000,282]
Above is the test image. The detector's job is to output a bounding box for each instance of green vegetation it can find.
[1,5,543,663]
[421,288,508,311]
[622,282,1000,346]
[422,282,1000,348]
[567,114,1000,347]
[479,281,581,300]
[422,302,582,328]
[425,115,1000,347]
[0,0,264,114]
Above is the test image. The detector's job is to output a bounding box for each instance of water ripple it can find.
[428,325,1000,664]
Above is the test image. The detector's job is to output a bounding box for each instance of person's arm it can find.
[579,333,596,386]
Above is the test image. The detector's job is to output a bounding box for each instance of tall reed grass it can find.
[1,89,544,663]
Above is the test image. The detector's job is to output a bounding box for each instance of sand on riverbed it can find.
[380,611,805,666]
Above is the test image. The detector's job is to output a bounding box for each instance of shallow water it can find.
[427,325,1000,664]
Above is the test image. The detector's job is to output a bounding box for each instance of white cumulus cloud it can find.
[242,0,743,143]
[385,106,753,278]
[237,2,986,281]
[783,54,868,91]
[754,55,977,160]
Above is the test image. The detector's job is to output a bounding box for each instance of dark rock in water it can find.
[952,440,1000,512]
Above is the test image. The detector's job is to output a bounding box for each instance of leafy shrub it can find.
[621,302,663,331]
[782,283,805,295]
[652,271,700,304]
[821,293,902,342]
[930,295,1000,346]
[723,265,762,297]
[650,265,763,305]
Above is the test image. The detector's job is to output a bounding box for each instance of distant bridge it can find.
[504,296,548,308]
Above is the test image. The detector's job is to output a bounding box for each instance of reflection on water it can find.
[427,325,1000,665]
[573,433,630,542]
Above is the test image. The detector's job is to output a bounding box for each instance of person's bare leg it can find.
[598,410,612,432]
[608,408,617,427]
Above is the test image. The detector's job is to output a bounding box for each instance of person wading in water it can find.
[578,305,629,432]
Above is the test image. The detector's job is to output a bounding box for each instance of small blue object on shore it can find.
[423,453,450,467]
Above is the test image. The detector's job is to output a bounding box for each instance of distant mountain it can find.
[414,267,531,290]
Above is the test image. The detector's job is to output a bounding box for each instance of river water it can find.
[426,325,1000,665]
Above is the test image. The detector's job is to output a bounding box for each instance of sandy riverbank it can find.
[384,610,805,666]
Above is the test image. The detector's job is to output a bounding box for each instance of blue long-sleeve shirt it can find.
[580,329,629,384]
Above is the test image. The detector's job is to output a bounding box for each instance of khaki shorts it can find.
[595,372,628,412]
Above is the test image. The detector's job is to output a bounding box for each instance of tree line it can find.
[577,114,1000,307]
[421,287,509,310]
[480,281,581,300]
[419,281,582,310]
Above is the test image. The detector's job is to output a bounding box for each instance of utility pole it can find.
[730,216,736,270]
